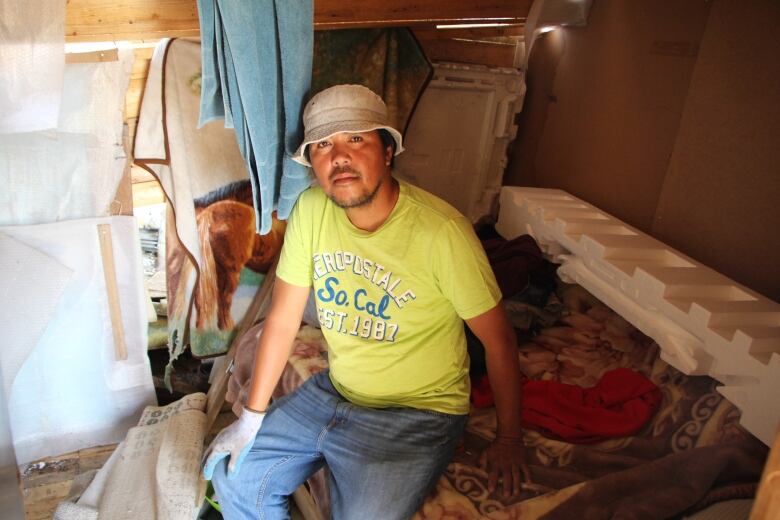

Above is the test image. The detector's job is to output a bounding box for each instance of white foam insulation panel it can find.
[496,186,780,446]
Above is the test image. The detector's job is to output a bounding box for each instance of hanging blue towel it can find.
[196,0,313,234]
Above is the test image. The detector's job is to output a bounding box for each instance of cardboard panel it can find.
[653,0,780,303]
[504,1,711,233]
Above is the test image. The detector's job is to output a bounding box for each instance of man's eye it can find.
[316,141,330,149]
[349,135,363,142]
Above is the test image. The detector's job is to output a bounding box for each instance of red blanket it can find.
[473,368,662,443]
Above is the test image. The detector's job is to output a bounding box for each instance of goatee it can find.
[329,177,383,209]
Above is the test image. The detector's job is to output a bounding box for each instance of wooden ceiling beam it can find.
[65,0,531,42]
[314,0,531,30]
[412,25,524,41]
[416,38,519,69]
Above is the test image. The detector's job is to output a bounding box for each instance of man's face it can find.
[308,130,393,209]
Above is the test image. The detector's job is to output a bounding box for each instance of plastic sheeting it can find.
[0,0,65,134]
[0,49,133,226]
[0,233,72,400]
[1,216,157,464]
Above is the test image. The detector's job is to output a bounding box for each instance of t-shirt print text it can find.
[313,251,416,342]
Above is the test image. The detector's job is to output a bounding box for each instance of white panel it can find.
[395,62,525,222]
[2,216,157,463]
[496,186,780,446]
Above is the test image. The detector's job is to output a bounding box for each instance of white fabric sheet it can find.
[0,49,133,226]
[1,216,157,463]
[0,232,72,399]
[0,0,65,133]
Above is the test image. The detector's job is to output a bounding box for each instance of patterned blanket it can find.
[228,282,767,519]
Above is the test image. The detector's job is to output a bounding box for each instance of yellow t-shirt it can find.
[276,179,501,414]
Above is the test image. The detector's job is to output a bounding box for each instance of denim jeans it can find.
[211,370,467,519]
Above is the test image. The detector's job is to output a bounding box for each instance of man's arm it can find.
[202,278,310,479]
[245,278,312,412]
[465,303,529,496]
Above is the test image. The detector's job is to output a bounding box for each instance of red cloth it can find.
[471,368,662,443]
[471,374,495,408]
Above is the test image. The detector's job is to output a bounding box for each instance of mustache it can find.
[329,165,360,180]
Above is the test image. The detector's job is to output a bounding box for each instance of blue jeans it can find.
[211,370,467,519]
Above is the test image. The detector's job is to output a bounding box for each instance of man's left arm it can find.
[466,303,530,497]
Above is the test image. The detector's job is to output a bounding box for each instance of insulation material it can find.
[394,63,525,223]
[0,0,64,134]
[1,216,156,463]
[54,394,207,520]
[495,186,780,445]
[0,49,133,226]
[0,233,72,399]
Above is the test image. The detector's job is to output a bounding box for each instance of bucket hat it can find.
[292,84,405,166]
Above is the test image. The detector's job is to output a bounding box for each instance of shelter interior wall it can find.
[504,0,780,302]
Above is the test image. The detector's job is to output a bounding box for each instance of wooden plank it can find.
[130,48,153,79]
[20,444,116,520]
[751,426,780,519]
[23,480,73,520]
[416,36,519,68]
[97,224,128,361]
[314,0,532,29]
[131,163,156,184]
[125,76,147,121]
[413,25,524,41]
[66,0,531,41]
[292,486,326,520]
[65,48,118,64]
[132,179,166,207]
[66,0,200,42]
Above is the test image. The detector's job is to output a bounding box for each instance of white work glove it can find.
[202,407,265,480]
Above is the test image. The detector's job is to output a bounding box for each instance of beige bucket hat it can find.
[292,84,405,167]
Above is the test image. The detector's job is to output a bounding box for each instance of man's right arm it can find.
[244,278,312,413]
[202,278,311,480]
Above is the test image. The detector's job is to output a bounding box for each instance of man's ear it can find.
[385,146,393,166]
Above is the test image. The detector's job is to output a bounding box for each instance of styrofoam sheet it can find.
[1,216,157,463]
[496,186,780,445]
[395,62,525,223]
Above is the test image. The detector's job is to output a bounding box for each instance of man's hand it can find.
[479,436,531,498]
[467,304,530,497]
[202,408,265,480]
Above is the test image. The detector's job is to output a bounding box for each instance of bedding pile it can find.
[225,236,768,519]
